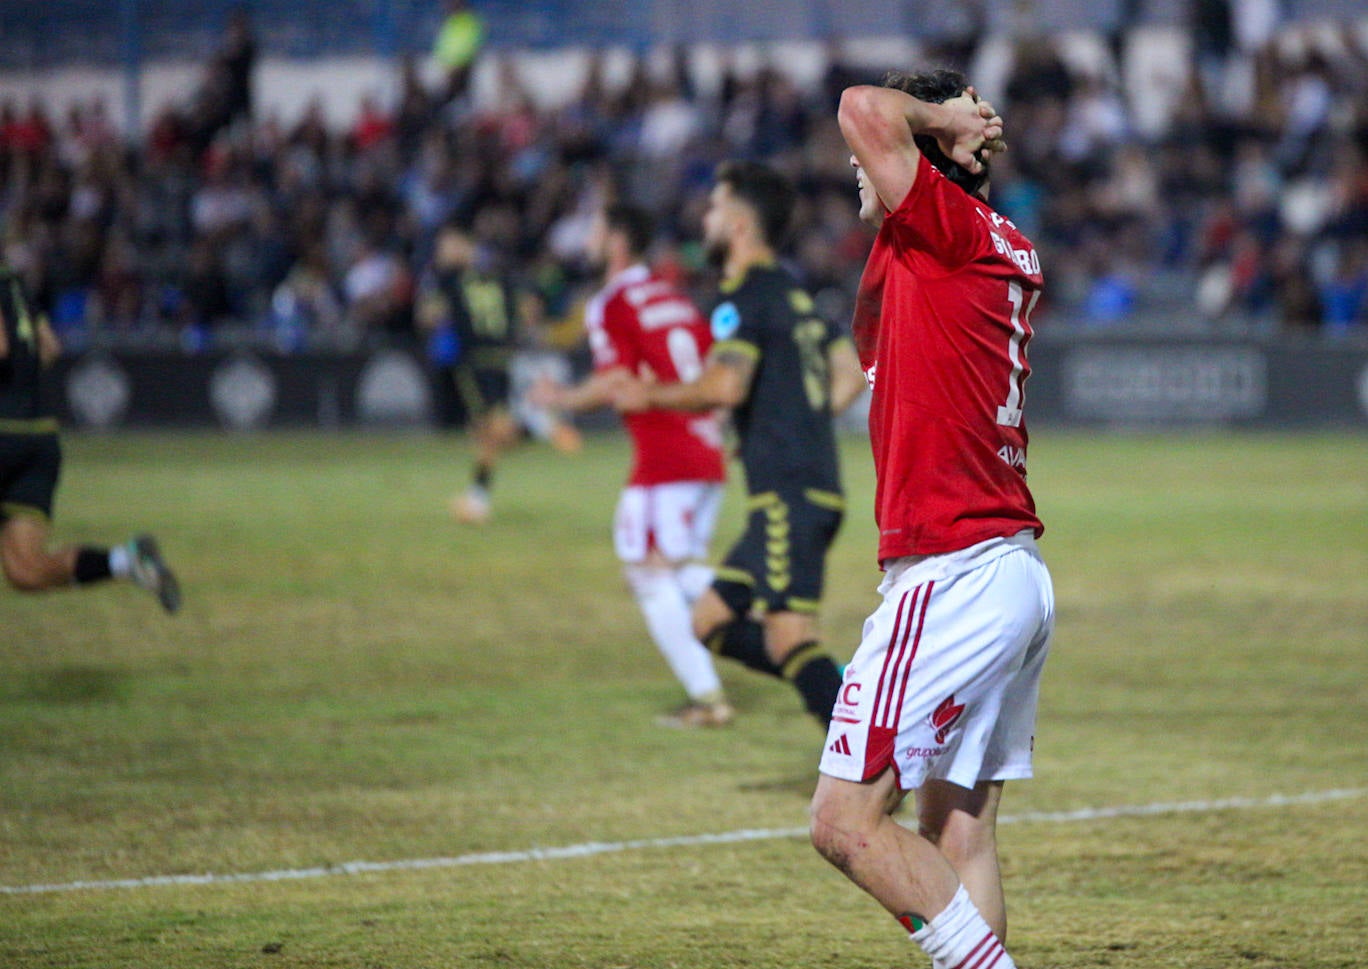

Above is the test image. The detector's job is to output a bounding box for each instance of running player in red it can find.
[809,70,1053,969]
[616,162,867,729]
[538,203,732,727]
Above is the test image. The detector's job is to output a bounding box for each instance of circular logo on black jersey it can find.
[711,301,740,341]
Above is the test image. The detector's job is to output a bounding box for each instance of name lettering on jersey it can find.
[863,362,877,389]
[977,210,1041,276]
[624,280,674,306]
[636,299,698,330]
[997,444,1027,471]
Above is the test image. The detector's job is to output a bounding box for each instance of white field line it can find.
[2,787,1363,897]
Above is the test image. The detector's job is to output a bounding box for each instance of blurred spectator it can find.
[433,0,486,104]
[1,12,1366,351]
[181,237,233,331]
[218,7,257,127]
[271,241,348,348]
[343,234,413,338]
[1320,239,1368,334]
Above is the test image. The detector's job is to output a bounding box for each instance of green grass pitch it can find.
[1,429,1365,968]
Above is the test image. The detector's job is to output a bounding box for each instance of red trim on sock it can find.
[953,932,998,969]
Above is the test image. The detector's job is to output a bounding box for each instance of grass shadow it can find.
[11,665,130,705]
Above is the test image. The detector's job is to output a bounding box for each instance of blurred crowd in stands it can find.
[0,4,1365,356]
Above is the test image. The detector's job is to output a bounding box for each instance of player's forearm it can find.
[826,339,865,415]
[557,372,618,413]
[830,369,867,416]
[644,379,717,412]
[839,85,950,151]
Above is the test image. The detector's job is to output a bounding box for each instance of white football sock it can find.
[109,544,132,579]
[910,885,1015,969]
[675,562,714,605]
[624,564,723,701]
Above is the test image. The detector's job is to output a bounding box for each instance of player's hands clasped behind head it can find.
[937,87,1005,176]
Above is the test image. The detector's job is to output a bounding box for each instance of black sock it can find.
[473,463,492,490]
[74,547,113,585]
[783,641,843,726]
[706,619,784,679]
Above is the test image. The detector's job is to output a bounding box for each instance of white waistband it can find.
[878,530,1038,593]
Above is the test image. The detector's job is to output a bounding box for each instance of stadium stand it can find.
[0,0,1363,362]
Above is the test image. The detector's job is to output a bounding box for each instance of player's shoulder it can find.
[721,262,792,316]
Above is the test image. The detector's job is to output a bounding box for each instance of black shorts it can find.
[0,431,62,522]
[452,364,510,420]
[714,487,844,617]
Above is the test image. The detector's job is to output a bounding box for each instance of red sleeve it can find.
[592,293,639,373]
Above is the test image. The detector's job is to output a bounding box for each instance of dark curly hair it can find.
[881,68,990,199]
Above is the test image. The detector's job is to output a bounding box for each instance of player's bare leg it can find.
[918,779,1008,940]
[690,586,737,644]
[811,768,959,919]
[762,610,843,725]
[452,407,521,524]
[811,769,1017,968]
[692,591,842,725]
[2,515,180,613]
[1,515,77,590]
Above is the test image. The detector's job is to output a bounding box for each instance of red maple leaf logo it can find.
[929,695,965,744]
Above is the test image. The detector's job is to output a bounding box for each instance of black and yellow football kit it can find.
[0,268,61,522]
[703,262,852,726]
[708,262,848,616]
[429,267,517,425]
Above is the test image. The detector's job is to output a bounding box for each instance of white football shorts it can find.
[819,531,1054,792]
[613,481,724,564]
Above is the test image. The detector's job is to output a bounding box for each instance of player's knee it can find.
[3,554,51,592]
[809,787,869,872]
[689,589,732,643]
[928,815,997,868]
[761,613,813,663]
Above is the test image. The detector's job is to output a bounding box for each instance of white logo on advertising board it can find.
[211,355,277,430]
[66,356,131,428]
[357,350,431,424]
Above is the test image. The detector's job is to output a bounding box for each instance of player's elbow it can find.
[2,555,51,593]
[837,86,874,129]
[710,382,747,410]
[695,363,748,410]
[838,86,888,143]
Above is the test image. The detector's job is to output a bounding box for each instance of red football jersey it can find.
[852,154,1044,562]
[586,264,725,486]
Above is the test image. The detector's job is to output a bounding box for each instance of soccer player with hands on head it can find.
[808,71,1053,969]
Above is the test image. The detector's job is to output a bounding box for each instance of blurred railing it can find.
[4,0,1364,70]
[46,328,1368,431]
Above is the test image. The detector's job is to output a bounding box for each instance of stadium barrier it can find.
[49,335,1368,432]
